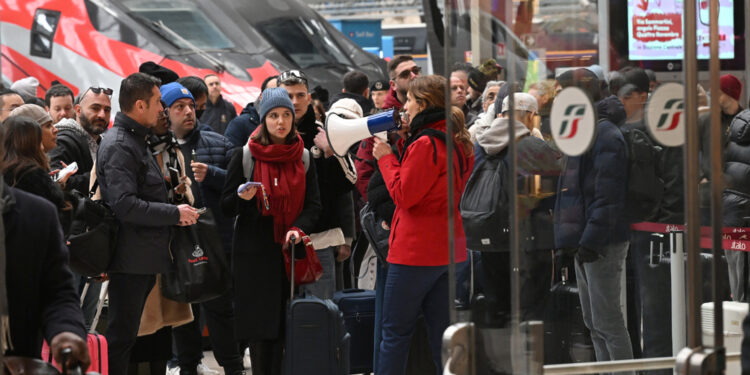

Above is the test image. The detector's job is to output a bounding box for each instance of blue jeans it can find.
[377,264,448,375]
[373,259,387,373]
[575,241,634,374]
[301,247,335,299]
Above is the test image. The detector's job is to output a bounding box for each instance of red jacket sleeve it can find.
[377,138,439,210]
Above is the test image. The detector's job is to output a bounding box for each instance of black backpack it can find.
[460,148,510,252]
[620,126,663,222]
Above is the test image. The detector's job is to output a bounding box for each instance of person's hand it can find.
[575,246,600,264]
[285,229,302,245]
[50,332,90,372]
[314,127,334,157]
[191,161,208,183]
[372,137,392,160]
[54,161,77,187]
[177,204,198,226]
[336,244,351,262]
[237,185,258,201]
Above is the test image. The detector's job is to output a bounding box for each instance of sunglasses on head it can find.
[278,70,308,85]
[89,87,113,95]
[395,66,421,80]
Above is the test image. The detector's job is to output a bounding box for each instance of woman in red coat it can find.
[373,75,474,374]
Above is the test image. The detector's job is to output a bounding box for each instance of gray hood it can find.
[475,117,530,156]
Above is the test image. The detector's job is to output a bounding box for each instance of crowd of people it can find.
[4,52,750,375]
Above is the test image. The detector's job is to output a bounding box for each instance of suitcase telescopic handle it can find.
[289,235,296,301]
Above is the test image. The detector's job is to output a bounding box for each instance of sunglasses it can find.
[395,66,421,80]
[278,70,308,85]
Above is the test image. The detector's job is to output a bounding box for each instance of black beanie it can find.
[139,61,179,84]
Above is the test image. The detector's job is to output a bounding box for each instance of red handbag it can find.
[282,228,323,286]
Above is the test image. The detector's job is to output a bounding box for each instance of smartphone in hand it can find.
[54,161,78,182]
[237,181,262,194]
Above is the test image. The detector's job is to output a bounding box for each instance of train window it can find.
[30,9,61,58]
[258,18,352,69]
[122,0,234,50]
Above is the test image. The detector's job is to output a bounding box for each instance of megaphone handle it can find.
[374,131,388,141]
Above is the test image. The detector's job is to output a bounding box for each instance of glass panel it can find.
[121,0,234,50]
[439,0,742,373]
[256,17,354,69]
[30,9,60,58]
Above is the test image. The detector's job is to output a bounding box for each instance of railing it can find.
[542,352,740,375]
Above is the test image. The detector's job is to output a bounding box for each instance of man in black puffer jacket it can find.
[160,81,245,375]
[723,109,750,302]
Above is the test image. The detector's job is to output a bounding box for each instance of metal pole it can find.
[682,0,702,349]
[597,0,610,75]
[708,0,725,372]
[506,37,521,375]
[444,0,457,325]
[671,231,687,354]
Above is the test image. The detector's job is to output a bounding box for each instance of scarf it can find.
[248,134,306,244]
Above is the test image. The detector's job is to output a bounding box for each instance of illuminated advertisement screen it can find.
[628,0,734,60]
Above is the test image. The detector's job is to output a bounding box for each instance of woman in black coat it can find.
[221,87,320,375]
[0,116,71,219]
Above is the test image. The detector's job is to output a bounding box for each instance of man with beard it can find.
[47,86,112,330]
[48,86,111,194]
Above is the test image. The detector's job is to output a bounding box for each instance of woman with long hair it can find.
[1,115,69,212]
[221,87,321,375]
[372,75,474,374]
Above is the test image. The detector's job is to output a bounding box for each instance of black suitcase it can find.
[543,257,595,365]
[285,239,351,375]
[333,289,375,374]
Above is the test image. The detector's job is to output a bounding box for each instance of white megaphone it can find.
[325,109,400,157]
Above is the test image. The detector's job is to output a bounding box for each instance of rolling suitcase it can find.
[41,279,109,375]
[543,259,595,365]
[333,288,375,374]
[285,238,350,375]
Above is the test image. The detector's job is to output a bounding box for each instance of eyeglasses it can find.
[395,66,421,80]
[278,70,308,86]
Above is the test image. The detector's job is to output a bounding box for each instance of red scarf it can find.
[248,133,306,244]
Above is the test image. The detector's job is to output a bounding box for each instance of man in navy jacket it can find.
[553,68,633,371]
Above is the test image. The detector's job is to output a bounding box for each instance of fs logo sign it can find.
[646,83,685,147]
[656,98,684,131]
[559,104,586,139]
[550,87,596,157]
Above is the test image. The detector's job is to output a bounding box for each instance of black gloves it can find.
[576,246,601,264]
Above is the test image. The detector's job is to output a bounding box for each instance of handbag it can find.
[282,227,323,286]
[358,202,390,265]
[161,209,231,303]
[66,180,118,277]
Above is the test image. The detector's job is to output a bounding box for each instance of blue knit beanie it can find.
[259,87,295,123]
[160,82,194,107]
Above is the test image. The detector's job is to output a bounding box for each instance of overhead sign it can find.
[550,87,597,156]
[645,82,685,147]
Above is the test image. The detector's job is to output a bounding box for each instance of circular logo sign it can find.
[550,87,597,156]
[645,82,685,147]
